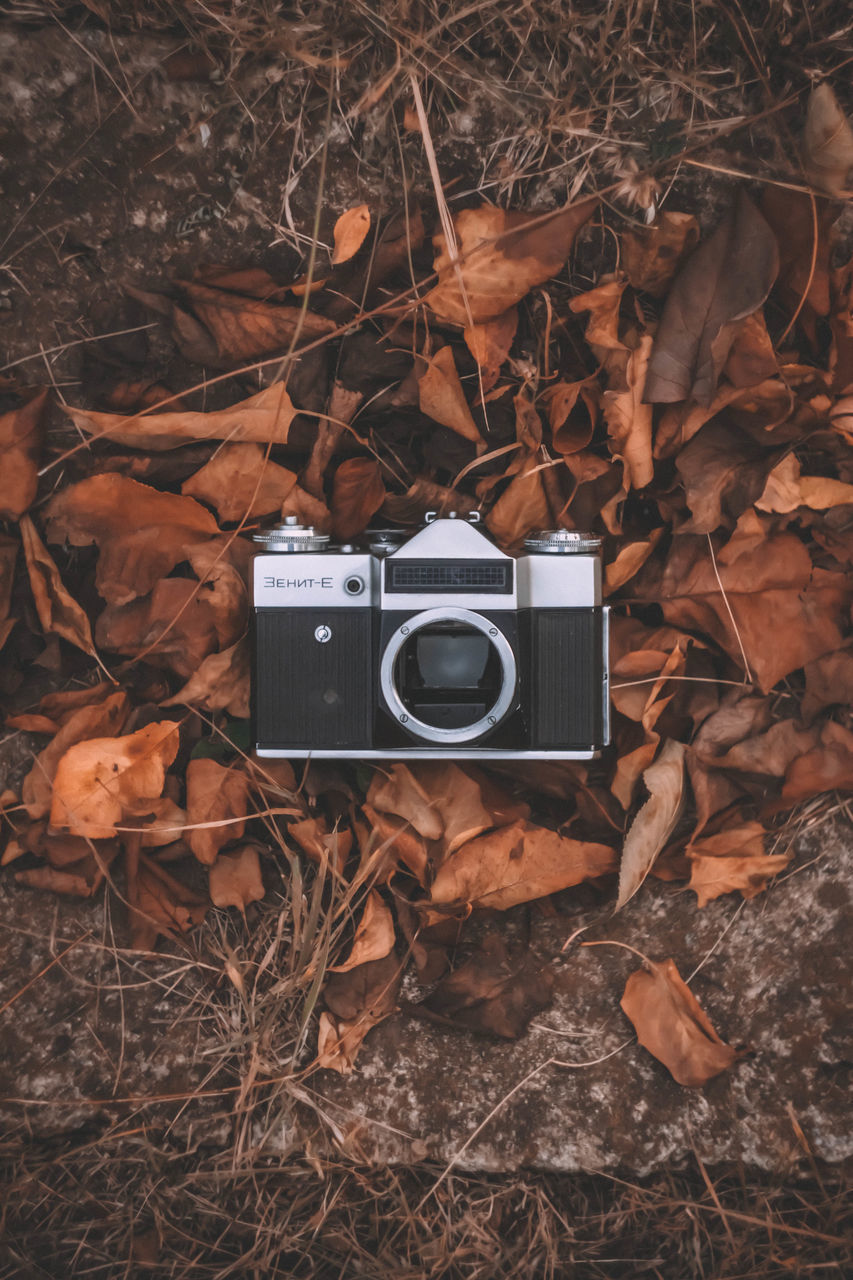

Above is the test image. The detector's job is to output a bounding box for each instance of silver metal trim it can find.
[256,748,600,759]
[378,606,517,745]
[253,519,330,553]
[602,604,611,747]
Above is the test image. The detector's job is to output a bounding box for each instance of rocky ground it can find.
[1,9,852,1278]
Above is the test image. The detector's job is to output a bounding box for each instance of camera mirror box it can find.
[251,513,610,760]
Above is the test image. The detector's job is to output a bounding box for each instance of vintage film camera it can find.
[251,512,610,760]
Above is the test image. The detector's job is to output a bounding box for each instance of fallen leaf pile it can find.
[2,85,852,1087]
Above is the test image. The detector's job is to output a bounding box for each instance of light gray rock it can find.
[312,814,852,1173]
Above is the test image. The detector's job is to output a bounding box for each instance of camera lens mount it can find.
[380,607,517,745]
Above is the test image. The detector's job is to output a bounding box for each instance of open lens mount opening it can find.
[379,607,517,744]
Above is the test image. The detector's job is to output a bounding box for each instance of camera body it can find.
[252,513,610,760]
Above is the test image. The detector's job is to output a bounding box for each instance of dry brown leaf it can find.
[431,818,616,910]
[368,762,528,860]
[179,280,336,361]
[0,534,18,651]
[644,192,779,406]
[621,211,700,297]
[616,739,685,911]
[463,308,518,385]
[723,309,778,387]
[319,952,402,1073]
[569,280,627,355]
[756,454,853,514]
[209,843,265,911]
[186,758,250,865]
[96,567,246,678]
[332,204,371,264]
[161,635,250,718]
[288,815,353,874]
[649,519,850,693]
[132,858,208,951]
[50,720,180,838]
[360,804,429,884]
[687,826,791,907]
[708,718,818,777]
[280,483,333,531]
[0,388,46,521]
[544,378,598,455]
[426,200,597,325]
[783,719,853,800]
[22,690,131,819]
[675,423,777,534]
[604,531,663,595]
[44,474,219,605]
[15,864,99,898]
[66,382,297,452]
[19,515,97,657]
[802,649,853,719]
[418,345,484,445]
[139,797,187,848]
[330,890,396,972]
[620,957,740,1086]
[802,83,853,196]
[485,458,551,547]
[603,335,654,488]
[182,443,298,522]
[423,934,554,1039]
[330,458,386,540]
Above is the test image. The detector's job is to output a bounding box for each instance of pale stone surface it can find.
[313,816,852,1173]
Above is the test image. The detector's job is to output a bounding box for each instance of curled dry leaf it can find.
[288,815,353,874]
[66,382,297,452]
[360,803,429,884]
[485,457,551,548]
[23,690,130,819]
[50,720,180,838]
[132,858,208,952]
[161,635,250,718]
[644,191,779,406]
[723,310,778,388]
[783,719,853,800]
[319,951,402,1074]
[186,758,250,865]
[756,454,853,514]
[182,443,298,522]
[675,422,777,534]
[802,83,853,197]
[44,474,219,605]
[179,280,336,362]
[209,843,265,912]
[620,956,740,1087]
[426,199,597,325]
[330,890,396,972]
[423,934,554,1039]
[0,534,18,650]
[0,388,46,520]
[418,344,483,445]
[19,516,97,657]
[330,457,386,540]
[604,531,663,595]
[687,821,791,908]
[544,378,598,455]
[368,762,528,860]
[621,211,700,297]
[616,739,686,911]
[603,335,654,489]
[431,818,616,910]
[463,307,518,386]
[332,203,371,264]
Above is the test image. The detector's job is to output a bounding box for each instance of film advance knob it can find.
[523,529,602,554]
[252,520,331,552]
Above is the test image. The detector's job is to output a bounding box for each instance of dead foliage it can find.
[1,69,853,1101]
